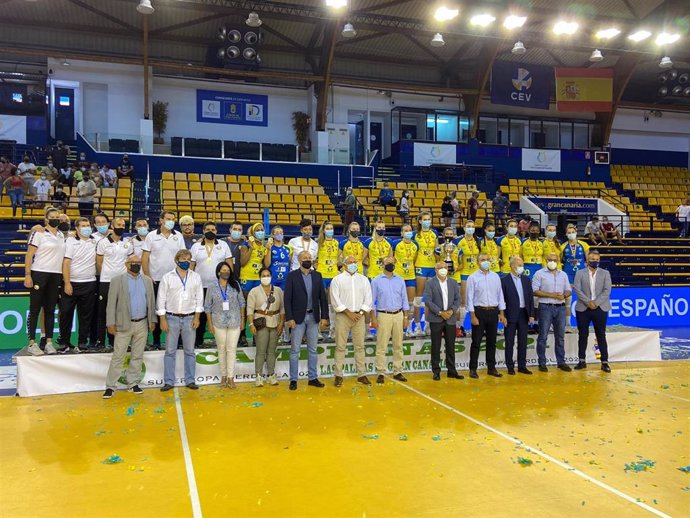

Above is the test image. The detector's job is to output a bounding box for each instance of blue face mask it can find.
[464,227,475,236]
[137,227,149,237]
[486,231,495,239]
[546,230,556,239]
[507,227,518,236]
[79,227,92,238]
[273,234,283,242]
[403,231,414,240]
[347,263,358,274]
[480,260,491,271]
[177,261,190,271]
[96,225,109,234]
[254,231,265,240]
[421,221,431,230]
[164,220,175,230]
[588,261,599,269]
[324,229,334,238]
[231,230,242,240]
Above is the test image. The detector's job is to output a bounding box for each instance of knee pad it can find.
[413,297,423,308]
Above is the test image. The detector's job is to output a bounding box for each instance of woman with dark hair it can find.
[441,196,454,229]
[204,261,245,389]
[247,267,285,387]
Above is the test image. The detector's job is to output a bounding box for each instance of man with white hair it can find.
[501,256,535,375]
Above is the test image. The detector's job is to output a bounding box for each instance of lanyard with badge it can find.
[177,271,189,301]
[219,281,230,311]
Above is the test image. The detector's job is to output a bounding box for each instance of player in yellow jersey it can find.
[521,220,545,279]
[339,221,367,274]
[314,220,340,339]
[394,224,419,337]
[365,220,393,279]
[413,211,438,336]
[497,219,523,274]
[479,221,501,273]
[457,220,480,319]
[542,223,562,269]
[240,222,269,294]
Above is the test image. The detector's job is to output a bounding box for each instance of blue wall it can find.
[610,148,689,168]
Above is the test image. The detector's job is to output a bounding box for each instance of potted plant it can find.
[152,100,169,145]
[291,111,310,152]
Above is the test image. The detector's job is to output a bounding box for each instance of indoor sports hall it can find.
[0,1,689,517]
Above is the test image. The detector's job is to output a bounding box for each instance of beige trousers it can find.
[334,312,366,377]
[375,312,404,374]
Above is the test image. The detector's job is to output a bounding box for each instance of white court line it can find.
[391,379,671,518]
[174,388,203,518]
[585,371,690,403]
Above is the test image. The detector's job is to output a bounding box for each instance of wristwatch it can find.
[358,310,365,315]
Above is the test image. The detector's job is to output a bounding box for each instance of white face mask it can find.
[567,232,577,241]
[437,268,448,277]
[464,227,475,236]
[260,277,271,286]
[547,261,558,271]
[515,266,524,275]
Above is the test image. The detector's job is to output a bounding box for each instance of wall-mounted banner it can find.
[413,142,457,166]
[196,89,268,126]
[0,114,27,143]
[531,197,598,213]
[522,148,561,172]
[490,61,552,110]
[555,68,613,112]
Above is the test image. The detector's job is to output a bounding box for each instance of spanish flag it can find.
[555,68,613,112]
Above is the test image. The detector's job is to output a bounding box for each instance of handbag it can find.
[252,286,274,331]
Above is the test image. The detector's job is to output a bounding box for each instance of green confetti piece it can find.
[362,434,379,440]
[399,435,408,441]
[660,385,670,390]
[95,430,107,437]
[125,406,135,416]
[678,466,690,473]
[432,435,443,441]
[681,487,690,492]
[102,454,123,465]
[249,402,263,408]
[153,407,166,414]
[624,459,655,472]
[517,457,533,466]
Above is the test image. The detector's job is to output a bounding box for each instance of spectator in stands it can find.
[247,267,285,387]
[158,249,204,392]
[397,189,410,224]
[129,217,149,257]
[43,160,60,186]
[100,164,117,188]
[600,215,624,244]
[76,152,90,170]
[240,223,269,298]
[191,221,233,348]
[315,221,339,339]
[518,215,532,239]
[585,216,607,245]
[73,164,85,186]
[89,163,101,187]
[51,185,68,211]
[0,156,16,189]
[4,170,25,216]
[288,218,318,271]
[413,211,438,336]
[441,196,454,229]
[117,154,134,179]
[19,156,36,196]
[376,182,396,207]
[467,191,484,222]
[179,215,200,249]
[58,164,74,187]
[59,217,98,353]
[450,191,462,232]
[393,224,418,338]
[343,187,357,228]
[492,189,510,229]
[76,171,97,217]
[205,261,245,389]
[103,254,156,399]
[49,141,69,171]
[676,198,690,238]
[24,207,68,355]
[33,173,51,204]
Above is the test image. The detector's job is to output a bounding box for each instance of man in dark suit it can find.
[501,256,535,375]
[284,250,329,390]
[423,261,464,381]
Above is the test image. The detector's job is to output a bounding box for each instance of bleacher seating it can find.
[611,164,690,217]
[159,172,339,225]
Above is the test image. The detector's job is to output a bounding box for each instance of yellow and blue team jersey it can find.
[240,240,268,281]
[521,238,544,278]
[457,236,480,278]
[542,239,562,269]
[340,239,365,274]
[365,237,393,278]
[269,243,291,287]
[393,239,418,280]
[497,235,524,273]
[561,240,590,282]
[414,230,438,277]
[316,238,340,279]
[479,237,501,273]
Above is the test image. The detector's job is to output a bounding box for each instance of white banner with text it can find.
[522,148,562,172]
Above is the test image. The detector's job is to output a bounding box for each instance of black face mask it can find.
[375,229,385,237]
[219,272,231,280]
[204,231,216,241]
[113,228,125,237]
[57,222,70,232]
[384,263,395,273]
[530,233,540,239]
[301,260,312,270]
[128,264,141,274]
[350,230,360,238]
[47,218,59,228]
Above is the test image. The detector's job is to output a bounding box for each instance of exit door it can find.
[55,87,75,143]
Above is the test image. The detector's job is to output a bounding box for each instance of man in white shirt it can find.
[100,164,118,188]
[288,218,318,271]
[142,210,185,348]
[128,217,149,258]
[330,255,373,386]
[76,173,97,217]
[157,249,204,391]
[585,217,607,245]
[676,197,690,238]
[95,217,132,350]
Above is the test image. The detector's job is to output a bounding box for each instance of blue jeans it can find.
[289,313,319,381]
[536,303,566,366]
[164,314,196,386]
[9,189,23,209]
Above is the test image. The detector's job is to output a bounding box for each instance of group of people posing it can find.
[23,206,612,399]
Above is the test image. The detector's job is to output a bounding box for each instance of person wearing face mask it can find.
[466,254,507,378]
[521,221,544,279]
[225,221,246,281]
[76,170,97,217]
[315,221,339,339]
[33,173,51,204]
[457,220,480,322]
[561,224,590,333]
[72,164,84,185]
[371,256,409,383]
[423,261,464,381]
[4,170,25,216]
[158,249,204,391]
[18,156,37,196]
[413,211,438,336]
[0,156,17,188]
[501,257,535,375]
[191,221,233,348]
[240,222,269,296]
[441,195,454,229]
[340,221,367,275]
[676,198,690,238]
[117,154,134,179]
[497,219,523,276]
[24,208,67,355]
[43,160,60,186]
[59,217,98,353]
[129,217,150,258]
[480,222,500,274]
[76,152,90,170]
[288,218,318,271]
[264,225,292,292]
[51,184,68,211]
[397,190,410,225]
[330,255,373,386]
[247,268,285,387]
[541,224,561,269]
[572,250,612,373]
[467,191,485,222]
[365,221,393,281]
[179,215,200,250]
[284,251,329,390]
[142,210,185,349]
[95,217,133,351]
[204,262,245,389]
[49,141,69,171]
[393,224,419,337]
[436,227,461,333]
[492,189,510,229]
[532,252,572,372]
[102,255,157,399]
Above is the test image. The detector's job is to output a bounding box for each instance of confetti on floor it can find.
[624,459,655,473]
[154,407,166,414]
[125,406,135,416]
[102,455,123,465]
[95,430,107,436]
[248,402,263,408]
[399,435,408,441]
[361,434,379,440]
[678,466,690,473]
[516,457,533,467]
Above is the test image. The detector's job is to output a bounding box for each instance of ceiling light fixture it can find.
[246,12,262,27]
[659,56,673,69]
[434,6,459,22]
[656,32,680,46]
[596,27,620,39]
[136,0,154,15]
[341,23,357,38]
[511,41,526,55]
[470,14,496,27]
[325,0,347,8]
[553,20,578,35]
[589,49,604,62]
[628,30,651,42]
[430,33,445,47]
[503,15,526,29]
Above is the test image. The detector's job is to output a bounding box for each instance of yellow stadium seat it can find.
[308,178,318,186]
[189,182,201,192]
[162,172,174,181]
[187,173,200,182]
[297,178,307,186]
[175,172,187,181]
[200,174,213,182]
[237,175,249,183]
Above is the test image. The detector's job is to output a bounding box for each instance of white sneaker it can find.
[414,327,424,337]
[405,329,414,338]
[424,325,431,336]
[27,343,44,356]
[255,375,264,387]
[44,342,58,355]
[267,374,279,386]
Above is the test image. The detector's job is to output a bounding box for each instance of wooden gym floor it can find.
[1,361,688,518]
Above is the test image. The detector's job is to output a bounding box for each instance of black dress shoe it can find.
[160,384,174,392]
[538,365,548,372]
[393,373,407,382]
[574,361,587,370]
[334,376,343,387]
[357,376,371,385]
[432,373,441,381]
[376,374,385,384]
[469,370,479,379]
[186,383,199,390]
[308,378,325,388]
[601,363,611,373]
[507,367,516,375]
[447,372,464,380]
[557,364,572,372]
[518,367,532,375]
[487,369,503,378]
[289,380,297,391]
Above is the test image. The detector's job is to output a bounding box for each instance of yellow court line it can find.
[583,371,690,403]
[390,377,671,518]
[174,388,203,518]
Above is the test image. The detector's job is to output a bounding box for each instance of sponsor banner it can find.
[413,143,456,166]
[555,68,613,112]
[491,61,551,110]
[16,330,661,397]
[196,89,268,126]
[522,148,561,172]
[0,114,27,144]
[531,197,598,213]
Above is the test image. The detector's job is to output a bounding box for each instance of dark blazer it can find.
[423,276,461,325]
[284,269,329,324]
[501,273,535,322]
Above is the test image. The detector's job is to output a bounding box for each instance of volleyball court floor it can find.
[1,359,688,518]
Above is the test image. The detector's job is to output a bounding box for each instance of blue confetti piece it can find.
[102,455,123,465]
[624,459,655,472]
[249,402,263,408]
[362,434,379,440]
[432,435,443,441]
[517,457,533,466]
[125,406,135,416]
[678,466,690,473]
